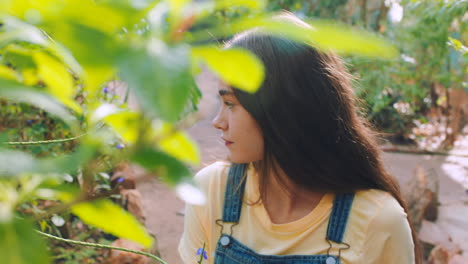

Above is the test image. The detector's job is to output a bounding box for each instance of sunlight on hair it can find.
[176,182,206,205]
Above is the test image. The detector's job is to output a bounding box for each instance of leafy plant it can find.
[348,0,467,143]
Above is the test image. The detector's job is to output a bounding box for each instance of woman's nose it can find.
[212,111,227,131]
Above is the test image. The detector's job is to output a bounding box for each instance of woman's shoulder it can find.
[194,161,231,193]
[345,189,410,252]
[354,189,405,213]
[350,190,415,263]
[352,189,408,229]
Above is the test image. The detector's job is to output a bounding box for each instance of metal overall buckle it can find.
[325,238,350,264]
[215,219,238,248]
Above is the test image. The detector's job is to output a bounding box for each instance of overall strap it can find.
[326,193,355,243]
[222,163,248,223]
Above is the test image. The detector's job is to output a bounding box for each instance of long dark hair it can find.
[224,13,421,264]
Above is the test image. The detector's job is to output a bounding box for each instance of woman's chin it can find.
[228,154,262,164]
[228,154,245,164]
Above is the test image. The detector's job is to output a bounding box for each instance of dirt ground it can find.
[136,70,468,264]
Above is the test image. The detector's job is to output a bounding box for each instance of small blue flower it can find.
[103,86,109,94]
[196,248,208,260]
[116,143,125,149]
[116,177,125,184]
[465,189,468,194]
[26,119,33,125]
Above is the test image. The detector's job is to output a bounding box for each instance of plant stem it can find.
[32,190,118,222]
[197,242,206,264]
[37,230,168,264]
[5,134,86,145]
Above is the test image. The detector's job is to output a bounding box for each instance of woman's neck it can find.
[261,166,325,224]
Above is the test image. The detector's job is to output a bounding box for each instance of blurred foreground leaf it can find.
[0,17,48,46]
[192,0,266,21]
[36,142,98,174]
[104,111,140,144]
[83,66,116,97]
[120,43,193,122]
[71,199,153,248]
[34,52,73,98]
[192,46,264,93]
[223,16,398,58]
[2,44,37,70]
[159,131,200,165]
[0,65,20,81]
[154,122,200,165]
[55,22,125,67]
[34,52,82,114]
[303,20,398,58]
[215,0,266,10]
[0,150,36,177]
[0,219,50,264]
[131,147,191,185]
[0,78,77,128]
[0,141,97,177]
[0,0,139,34]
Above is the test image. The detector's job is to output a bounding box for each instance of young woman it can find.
[179,13,420,264]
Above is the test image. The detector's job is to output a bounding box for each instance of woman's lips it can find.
[223,138,233,146]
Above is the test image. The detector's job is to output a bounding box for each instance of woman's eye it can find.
[224,101,234,108]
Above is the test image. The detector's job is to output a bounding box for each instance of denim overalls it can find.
[214,164,355,264]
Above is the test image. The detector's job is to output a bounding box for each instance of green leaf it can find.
[1,0,137,34]
[34,52,74,98]
[0,150,36,177]
[225,16,398,58]
[36,142,99,175]
[0,141,96,177]
[34,52,82,113]
[83,66,115,97]
[304,21,398,58]
[0,20,82,76]
[0,65,20,81]
[104,111,140,144]
[0,78,77,127]
[448,37,462,50]
[53,22,125,67]
[2,44,38,70]
[0,17,48,46]
[119,43,192,121]
[62,1,127,34]
[153,121,200,165]
[192,0,266,20]
[0,18,82,78]
[131,147,191,186]
[159,132,200,165]
[192,46,264,93]
[214,0,266,10]
[71,199,153,248]
[0,219,50,264]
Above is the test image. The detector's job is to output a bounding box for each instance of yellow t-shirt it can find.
[179,161,415,264]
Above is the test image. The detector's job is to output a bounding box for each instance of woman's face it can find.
[212,82,264,163]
